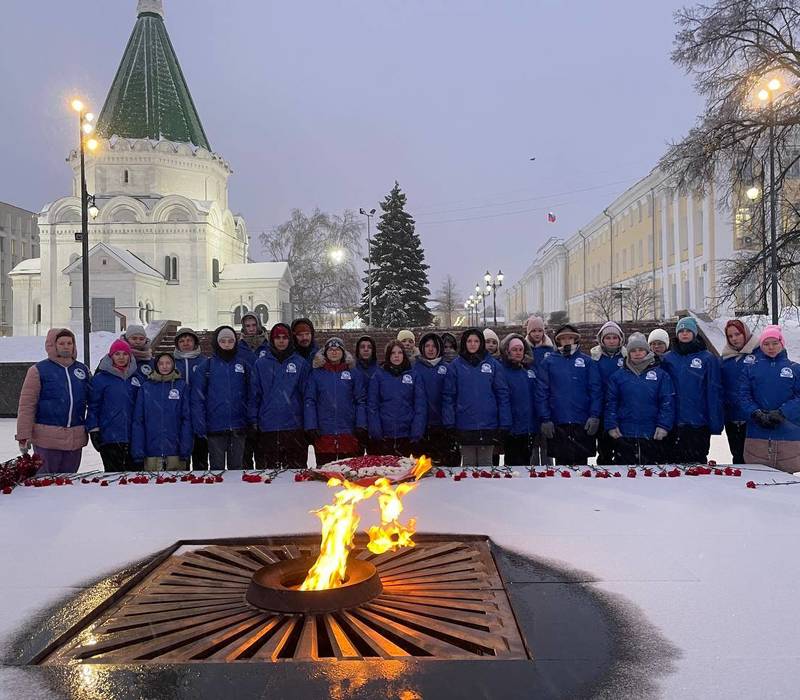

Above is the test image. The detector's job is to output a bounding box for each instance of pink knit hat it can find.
[759,325,784,348]
[526,315,545,334]
[109,339,132,357]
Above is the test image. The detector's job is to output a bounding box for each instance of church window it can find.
[164,255,179,282]
[36,304,41,323]
[253,304,269,326]
[145,302,153,324]
[212,258,220,284]
[233,305,248,325]
[138,302,145,323]
[123,170,129,184]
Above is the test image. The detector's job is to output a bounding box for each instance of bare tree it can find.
[586,286,618,321]
[432,275,461,327]
[260,209,362,323]
[625,275,658,321]
[659,0,800,311]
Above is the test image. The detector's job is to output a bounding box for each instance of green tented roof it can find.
[95,5,211,150]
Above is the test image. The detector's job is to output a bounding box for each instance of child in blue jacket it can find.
[87,339,140,470]
[441,328,511,467]
[192,326,250,470]
[131,352,192,470]
[304,337,367,465]
[605,333,674,465]
[415,333,460,465]
[248,323,310,469]
[591,321,626,465]
[173,327,208,469]
[536,324,602,465]
[740,325,800,473]
[660,317,723,464]
[499,334,538,466]
[367,341,427,457]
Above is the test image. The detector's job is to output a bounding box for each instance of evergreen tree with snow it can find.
[360,182,433,328]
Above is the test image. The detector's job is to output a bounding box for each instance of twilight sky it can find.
[0,0,702,301]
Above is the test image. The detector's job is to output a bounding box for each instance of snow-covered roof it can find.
[219,262,291,283]
[62,243,164,279]
[8,258,41,275]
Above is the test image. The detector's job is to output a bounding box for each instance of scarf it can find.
[241,331,267,351]
[174,347,201,360]
[271,345,294,363]
[323,361,347,373]
[216,348,237,362]
[626,352,656,376]
[674,336,706,356]
[384,362,407,376]
[720,333,760,361]
[149,370,180,383]
[463,352,483,367]
[130,344,153,362]
[558,344,578,357]
[419,356,442,367]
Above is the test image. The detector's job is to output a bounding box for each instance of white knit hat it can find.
[483,328,499,344]
[648,328,670,349]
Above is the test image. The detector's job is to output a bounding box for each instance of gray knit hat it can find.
[126,324,146,338]
[626,332,650,354]
[324,337,345,352]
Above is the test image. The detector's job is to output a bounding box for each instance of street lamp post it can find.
[484,270,504,325]
[611,285,630,323]
[359,207,376,327]
[475,284,490,326]
[758,78,782,324]
[71,99,98,366]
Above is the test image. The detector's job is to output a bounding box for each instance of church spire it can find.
[95,0,211,150]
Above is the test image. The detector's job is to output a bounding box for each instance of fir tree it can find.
[360,182,433,328]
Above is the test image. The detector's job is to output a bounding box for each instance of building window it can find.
[638,240,643,267]
[138,302,145,323]
[164,255,179,282]
[145,302,153,324]
[212,258,220,284]
[124,169,129,184]
[233,304,248,325]
[253,304,269,326]
[36,304,42,323]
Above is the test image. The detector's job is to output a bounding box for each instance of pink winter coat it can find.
[15,328,90,451]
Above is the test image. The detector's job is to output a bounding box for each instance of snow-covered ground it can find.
[0,462,798,698]
[0,322,165,368]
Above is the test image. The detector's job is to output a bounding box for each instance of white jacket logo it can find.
[73,368,86,380]
[744,355,756,364]
[780,367,794,378]
[168,389,180,400]
[287,363,297,374]
[480,363,492,373]
[234,363,245,373]
[131,377,141,387]
[340,371,351,380]
[141,364,152,375]
[574,358,585,368]
[402,374,413,384]
[690,358,703,369]
[645,370,658,381]
[527,369,536,379]
[617,358,624,367]
[437,365,447,375]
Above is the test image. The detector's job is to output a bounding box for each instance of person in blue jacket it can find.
[591,321,626,465]
[367,341,427,457]
[441,332,458,364]
[536,324,602,465]
[605,333,674,465]
[352,334,379,455]
[192,326,250,470]
[87,339,140,470]
[131,352,192,470]
[660,317,723,464]
[719,319,760,464]
[415,333,460,465]
[304,337,367,465]
[236,313,269,364]
[441,328,511,467]
[248,323,310,469]
[173,327,208,469]
[526,315,555,367]
[291,318,319,363]
[498,333,538,466]
[740,325,800,473]
[121,324,154,383]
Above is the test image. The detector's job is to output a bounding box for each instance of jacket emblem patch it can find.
[402,374,413,384]
[437,365,447,375]
[645,370,658,381]
[287,363,297,373]
[480,363,493,373]
[690,358,703,369]
[234,364,245,373]
[527,369,536,379]
[617,358,624,367]
[73,368,86,380]
[744,355,756,364]
[340,371,352,380]
[168,389,180,400]
[141,365,152,375]
[780,367,794,378]
[574,358,585,368]
[131,377,141,387]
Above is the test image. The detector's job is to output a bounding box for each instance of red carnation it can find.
[643,469,653,477]
[435,470,446,479]
[2,486,12,495]
[627,469,637,478]
[561,470,571,478]
[746,481,757,489]
[582,469,591,477]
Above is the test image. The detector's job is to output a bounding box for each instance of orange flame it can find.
[300,457,430,591]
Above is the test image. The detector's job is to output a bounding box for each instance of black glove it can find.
[584,417,600,436]
[540,422,555,440]
[89,431,101,451]
[766,409,785,426]
[752,410,774,428]
[305,429,320,444]
[354,427,369,443]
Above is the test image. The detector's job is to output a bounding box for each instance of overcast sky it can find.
[0,0,703,300]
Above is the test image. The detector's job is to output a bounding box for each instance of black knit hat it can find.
[554,324,580,343]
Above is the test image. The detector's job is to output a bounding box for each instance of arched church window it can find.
[233,305,248,325]
[212,259,220,284]
[164,255,179,282]
[123,170,129,184]
[253,304,269,327]
[138,302,145,323]
[145,302,153,324]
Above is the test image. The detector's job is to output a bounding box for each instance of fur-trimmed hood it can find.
[590,344,627,361]
[720,331,760,360]
[529,333,554,349]
[500,333,533,366]
[312,348,356,369]
[44,328,77,364]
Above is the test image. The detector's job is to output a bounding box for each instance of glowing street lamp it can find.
[329,248,345,264]
[484,270,504,325]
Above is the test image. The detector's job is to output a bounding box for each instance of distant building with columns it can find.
[505,166,772,322]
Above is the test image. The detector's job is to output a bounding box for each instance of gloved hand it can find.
[18,439,30,455]
[752,410,774,428]
[89,430,102,451]
[539,422,555,439]
[766,409,785,426]
[305,429,320,445]
[608,427,622,440]
[653,427,669,441]
[354,427,369,443]
[584,417,600,436]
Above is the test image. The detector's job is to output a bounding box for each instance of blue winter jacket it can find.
[132,359,155,384]
[414,358,449,427]
[532,343,555,367]
[34,358,91,428]
[739,350,800,441]
[720,346,762,423]
[174,355,204,386]
[605,362,675,438]
[441,356,511,432]
[535,350,602,425]
[247,351,310,432]
[237,338,271,366]
[131,373,193,460]
[352,358,378,390]
[192,355,250,435]
[499,360,539,436]
[367,367,427,441]
[304,353,367,435]
[592,347,626,412]
[661,345,724,433]
[86,356,141,445]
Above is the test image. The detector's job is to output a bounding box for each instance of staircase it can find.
[151,320,182,354]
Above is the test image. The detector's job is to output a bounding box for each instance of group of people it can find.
[14,312,800,474]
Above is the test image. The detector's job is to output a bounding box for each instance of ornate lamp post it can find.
[359,207,376,327]
[484,270,504,325]
[71,99,99,365]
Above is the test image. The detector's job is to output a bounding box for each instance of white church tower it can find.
[10,0,291,335]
